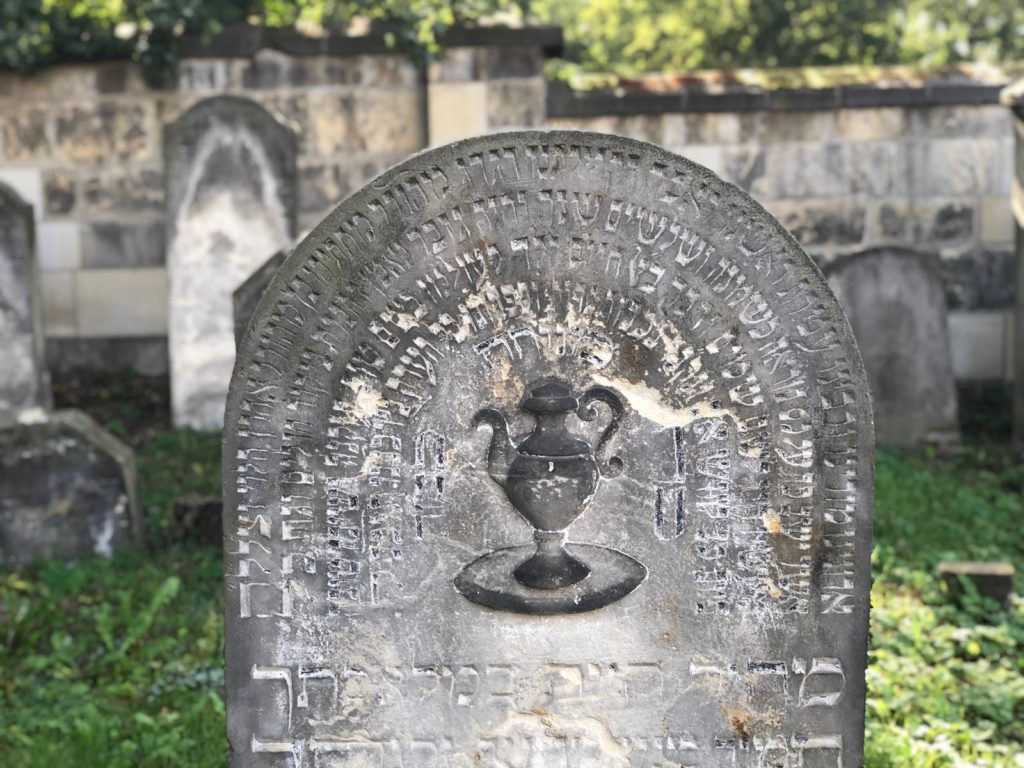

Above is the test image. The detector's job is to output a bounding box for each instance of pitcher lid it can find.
[522,381,578,414]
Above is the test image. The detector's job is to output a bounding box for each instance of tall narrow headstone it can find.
[224,132,874,766]
[166,96,297,430]
[826,248,959,446]
[233,249,289,347]
[0,182,49,424]
[1001,80,1024,445]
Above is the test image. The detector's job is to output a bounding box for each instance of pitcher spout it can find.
[472,407,514,487]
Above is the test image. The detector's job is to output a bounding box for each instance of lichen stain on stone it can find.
[485,710,632,765]
[762,507,782,535]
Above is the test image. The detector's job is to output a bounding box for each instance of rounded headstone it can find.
[224,131,874,767]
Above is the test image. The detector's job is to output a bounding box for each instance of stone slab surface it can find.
[223,131,875,767]
[0,409,140,568]
[0,181,50,425]
[166,96,296,430]
[234,249,288,347]
[826,247,959,446]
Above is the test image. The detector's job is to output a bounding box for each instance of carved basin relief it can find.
[455,379,647,614]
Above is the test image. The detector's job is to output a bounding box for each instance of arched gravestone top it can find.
[0,181,50,425]
[224,131,874,767]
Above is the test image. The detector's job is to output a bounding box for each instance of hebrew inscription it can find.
[224,131,874,767]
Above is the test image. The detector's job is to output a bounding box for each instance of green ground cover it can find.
[1,380,1023,765]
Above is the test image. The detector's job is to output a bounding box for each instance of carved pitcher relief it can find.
[455,380,647,614]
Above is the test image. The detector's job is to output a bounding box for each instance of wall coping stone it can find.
[178,23,564,60]
[548,78,1012,116]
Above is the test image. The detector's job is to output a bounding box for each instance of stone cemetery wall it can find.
[223,130,875,767]
[166,96,297,429]
[0,24,1015,393]
[0,182,50,423]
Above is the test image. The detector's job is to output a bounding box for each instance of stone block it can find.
[980,196,1015,245]
[848,141,908,196]
[428,47,478,82]
[176,59,234,92]
[836,107,906,141]
[359,55,419,88]
[773,200,866,246]
[258,94,311,155]
[36,221,81,272]
[762,110,837,143]
[234,249,288,346]
[938,561,1015,607]
[56,102,152,164]
[43,170,76,216]
[985,137,1014,196]
[721,147,768,196]
[909,105,1012,139]
[39,272,76,336]
[0,183,49,423]
[827,248,959,445]
[909,139,987,197]
[82,169,164,215]
[930,203,974,243]
[677,145,724,177]
[0,409,140,569]
[941,248,1014,311]
[239,49,319,89]
[486,78,546,128]
[312,89,423,155]
[683,112,744,144]
[765,142,848,198]
[0,107,51,161]
[81,220,165,269]
[478,46,545,80]
[428,81,488,145]
[948,310,1008,381]
[46,337,168,377]
[76,268,168,337]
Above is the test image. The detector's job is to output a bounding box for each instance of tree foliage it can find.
[0,0,1021,83]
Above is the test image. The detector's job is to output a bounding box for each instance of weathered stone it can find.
[930,203,974,242]
[82,169,164,215]
[46,337,169,377]
[43,170,76,216]
[0,182,50,424]
[938,561,1015,607]
[776,201,866,246]
[486,78,546,128]
[847,141,908,196]
[55,103,152,164]
[827,247,958,446]
[224,131,874,766]
[233,249,287,346]
[0,107,51,161]
[81,220,166,268]
[166,96,297,430]
[940,247,1015,311]
[0,409,140,568]
[309,90,423,156]
[766,142,848,198]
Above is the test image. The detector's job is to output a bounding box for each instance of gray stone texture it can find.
[223,131,874,767]
[165,96,297,430]
[827,247,959,446]
[0,182,50,424]
[233,249,287,347]
[0,409,140,568]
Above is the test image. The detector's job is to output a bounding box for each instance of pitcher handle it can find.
[579,386,625,477]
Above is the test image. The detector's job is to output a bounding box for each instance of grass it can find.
[1,375,1023,765]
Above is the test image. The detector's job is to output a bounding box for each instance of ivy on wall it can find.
[1,0,1021,85]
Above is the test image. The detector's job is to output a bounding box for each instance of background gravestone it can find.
[166,96,297,430]
[0,410,140,568]
[826,247,959,447]
[0,182,50,424]
[234,249,288,347]
[224,131,874,767]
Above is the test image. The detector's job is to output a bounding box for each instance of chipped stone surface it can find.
[166,96,296,430]
[826,247,959,446]
[0,182,50,425]
[223,131,874,767]
[0,409,140,568]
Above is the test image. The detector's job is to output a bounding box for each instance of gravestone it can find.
[166,96,297,430]
[0,182,50,424]
[0,410,140,568]
[825,247,959,447]
[224,131,874,767]
[234,249,289,347]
